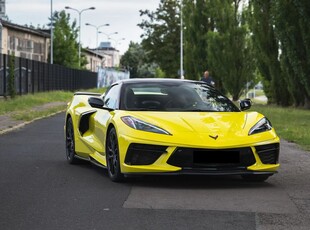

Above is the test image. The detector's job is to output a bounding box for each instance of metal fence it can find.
[0,54,97,97]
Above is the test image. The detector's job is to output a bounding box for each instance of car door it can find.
[92,83,122,156]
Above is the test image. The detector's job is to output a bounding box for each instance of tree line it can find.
[121,0,310,107]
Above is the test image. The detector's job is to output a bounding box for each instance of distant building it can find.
[0,19,50,62]
[82,48,106,72]
[93,41,121,67]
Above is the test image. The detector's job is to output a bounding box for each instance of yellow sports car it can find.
[65,79,280,182]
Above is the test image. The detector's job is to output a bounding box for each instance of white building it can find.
[94,42,121,67]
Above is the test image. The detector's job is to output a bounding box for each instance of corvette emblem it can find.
[209,135,219,140]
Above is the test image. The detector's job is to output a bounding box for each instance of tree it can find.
[121,42,159,78]
[207,0,255,101]
[138,0,180,78]
[8,52,16,98]
[248,0,290,106]
[273,0,310,108]
[183,0,214,80]
[51,11,81,69]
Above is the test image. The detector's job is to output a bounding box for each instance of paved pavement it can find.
[0,102,66,134]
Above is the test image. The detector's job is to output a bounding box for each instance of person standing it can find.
[200,70,215,86]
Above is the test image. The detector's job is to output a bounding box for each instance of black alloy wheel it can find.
[65,117,79,164]
[106,127,124,182]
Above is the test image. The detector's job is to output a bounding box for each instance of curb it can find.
[0,110,65,135]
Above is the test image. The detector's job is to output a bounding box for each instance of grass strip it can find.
[252,104,310,151]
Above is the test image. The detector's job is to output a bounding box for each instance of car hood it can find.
[121,111,278,147]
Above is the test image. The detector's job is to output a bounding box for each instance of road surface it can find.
[0,113,309,230]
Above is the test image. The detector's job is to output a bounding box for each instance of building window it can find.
[33,42,42,54]
[8,36,16,50]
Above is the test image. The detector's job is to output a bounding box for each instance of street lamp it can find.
[99,31,118,40]
[109,37,125,49]
[65,6,95,67]
[180,0,184,78]
[85,23,110,56]
[50,0,53,64]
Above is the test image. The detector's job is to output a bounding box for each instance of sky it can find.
[5,0,160,54]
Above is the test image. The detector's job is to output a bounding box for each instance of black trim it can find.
[124,170,276,176]
[255,143,280,164]
[125,143,168,165]
[78,110,97,136]
[167,147,256,169]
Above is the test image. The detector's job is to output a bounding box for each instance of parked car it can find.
[64,78,280,182]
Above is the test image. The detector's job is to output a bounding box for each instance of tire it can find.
[65,117,79,164]
[106,127,124,182]
[241,174,271,182]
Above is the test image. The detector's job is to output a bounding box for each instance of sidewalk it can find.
[0,102,67,134]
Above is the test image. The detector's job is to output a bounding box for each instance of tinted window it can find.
[103,84,121,109]
[121,81,239,112]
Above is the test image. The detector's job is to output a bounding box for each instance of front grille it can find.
[125,143,167,165]
[167,147,256,169]
[255,143,279,164]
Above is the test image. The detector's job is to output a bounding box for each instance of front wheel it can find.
[106,127,124,182]
[65,117,79,164]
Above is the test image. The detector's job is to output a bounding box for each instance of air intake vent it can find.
[255,143,279,164]
[125,144,167,165]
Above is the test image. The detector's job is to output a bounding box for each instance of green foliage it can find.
[138,0,181,78]
[135,0,310,107]
[121,41,163,79]
[248,0,310,108]
[207,0,255,101]
[272,0,310,108]
[8,52,16,98]
[249,0,291,106]
[52,10,81,69]
[183,0,214,80]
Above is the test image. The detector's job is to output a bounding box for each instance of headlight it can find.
[249,117,272,135]
[121,116,171,135]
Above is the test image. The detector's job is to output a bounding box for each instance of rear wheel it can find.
[106,127,124,182]
[65,117,79,164]
[241,174,271,182]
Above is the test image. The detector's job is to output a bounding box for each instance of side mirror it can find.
[240,98,252,111]
[88,97,104,109]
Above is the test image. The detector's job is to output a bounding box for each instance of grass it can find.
[252,104,310,151]
[0,88,106,116]
[11,105,68,121]
[0,91,73,115]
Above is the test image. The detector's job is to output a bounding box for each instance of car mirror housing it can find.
[239,98,252,111]
[88,97,104,109]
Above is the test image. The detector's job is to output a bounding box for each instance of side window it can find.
[103,84,121,109]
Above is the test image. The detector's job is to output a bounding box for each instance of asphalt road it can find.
[0,113,310,230]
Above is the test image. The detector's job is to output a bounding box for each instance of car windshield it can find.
[121,81,239,112]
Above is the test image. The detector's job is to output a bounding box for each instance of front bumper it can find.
[119,138,280,175]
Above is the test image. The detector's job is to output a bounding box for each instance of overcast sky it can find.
[6,0,160,54]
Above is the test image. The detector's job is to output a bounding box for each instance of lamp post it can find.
[180,0,184,78]
[98,31,118,40]
[65,6,95,67]
[50,0,53,64]
[85,23,110,56]
[109,37,125,49]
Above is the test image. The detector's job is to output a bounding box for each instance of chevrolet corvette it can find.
[65,78,280,182]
